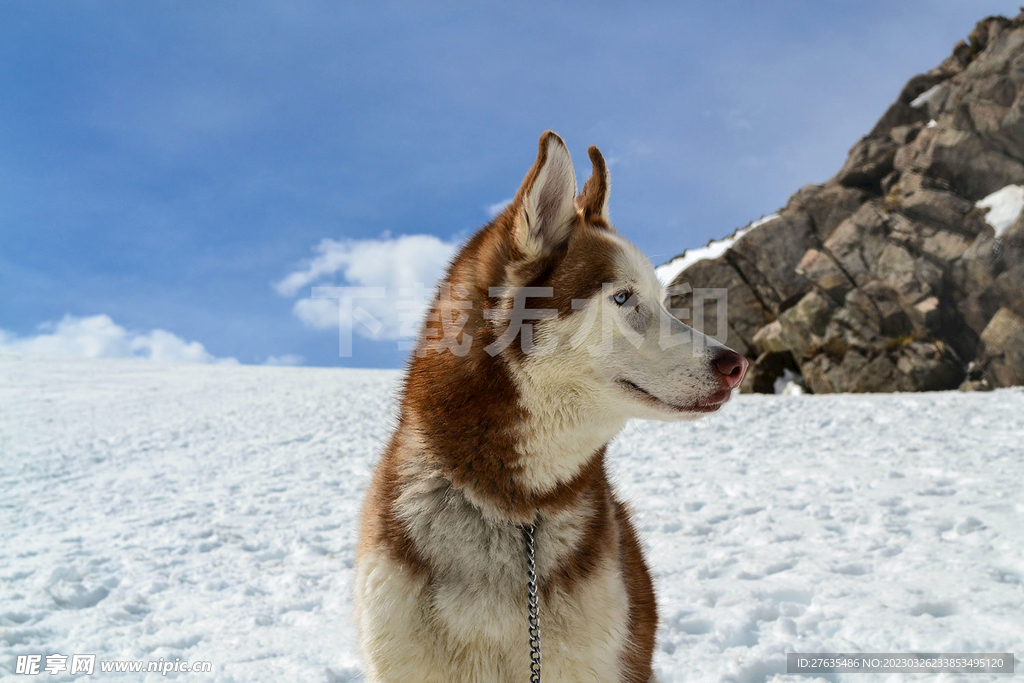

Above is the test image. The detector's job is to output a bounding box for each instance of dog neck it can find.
[402,344,623,524]
[509,360,626,496]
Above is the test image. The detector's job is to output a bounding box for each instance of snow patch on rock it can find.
[773,369,804,396]
[976,184,1024,238]
[910,84,942,109]
[656,214,779,287]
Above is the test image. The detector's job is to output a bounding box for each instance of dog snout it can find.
[712,350,748,389]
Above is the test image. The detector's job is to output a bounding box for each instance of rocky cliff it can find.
[663,13,1024,393]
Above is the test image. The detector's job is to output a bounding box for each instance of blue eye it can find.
[613,291,630,306]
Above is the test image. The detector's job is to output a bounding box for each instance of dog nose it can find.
[713,350,749,389]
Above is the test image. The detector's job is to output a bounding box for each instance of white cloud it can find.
[0,314,237,365]
[292,298,342,331]
[485,197,513,218]
[275,234,458,341]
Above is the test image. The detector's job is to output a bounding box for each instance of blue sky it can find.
[1,0,1017,367]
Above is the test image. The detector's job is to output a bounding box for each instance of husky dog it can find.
[354,131,747,682]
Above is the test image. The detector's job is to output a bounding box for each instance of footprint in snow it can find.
[763,560,796,575]
[0,611,33,625]
[1,627,52,647]
[955,516,984,534]
[988,567,1021,585]
[46,567,113,609]
[675,618,713,635]
[910,601,957,618]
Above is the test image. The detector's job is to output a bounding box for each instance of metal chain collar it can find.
[523,523,541,683]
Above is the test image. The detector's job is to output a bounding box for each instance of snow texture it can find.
[656,215,778,287]
[976,185,1024,238]
[2,355,1023,682]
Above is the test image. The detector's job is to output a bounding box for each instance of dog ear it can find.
[576,145,610,223]
[513,131,577,259]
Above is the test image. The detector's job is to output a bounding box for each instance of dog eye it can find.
[613,290,631,306]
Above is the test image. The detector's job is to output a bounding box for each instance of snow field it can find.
[1,355,1022,682]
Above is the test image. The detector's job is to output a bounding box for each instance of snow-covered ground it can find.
[2,355,1022,682]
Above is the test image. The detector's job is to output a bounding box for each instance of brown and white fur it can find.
[354,132,748,682]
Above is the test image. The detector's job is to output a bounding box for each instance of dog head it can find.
[469,131,747,422]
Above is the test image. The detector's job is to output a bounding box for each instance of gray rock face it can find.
[664,12,1024,393]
